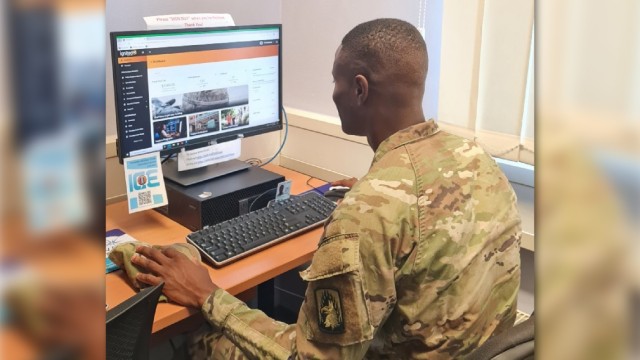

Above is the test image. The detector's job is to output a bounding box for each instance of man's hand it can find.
[131,246,218,309]
[331,177,358,188]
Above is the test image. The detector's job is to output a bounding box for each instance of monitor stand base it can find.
[162,158,251,187]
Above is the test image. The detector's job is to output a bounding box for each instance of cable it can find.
[249,188,278,212]
[260,106,289,167]
[306,176,325,194]
[161,153,175,164]
[305,177,314,187]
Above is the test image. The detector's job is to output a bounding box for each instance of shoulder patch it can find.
[315,288,345,334]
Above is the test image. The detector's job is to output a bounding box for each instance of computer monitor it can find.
[110,24,282,185]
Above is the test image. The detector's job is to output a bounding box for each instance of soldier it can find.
[132,18,521,359]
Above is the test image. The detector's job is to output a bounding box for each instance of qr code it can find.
[138,191,152,206]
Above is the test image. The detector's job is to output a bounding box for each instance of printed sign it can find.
[124,153,168,213]
[144,13,234,30]
[177,139,241,171]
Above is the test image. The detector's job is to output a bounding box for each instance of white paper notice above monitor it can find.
[144,14,235,30]
[177,139,241,172]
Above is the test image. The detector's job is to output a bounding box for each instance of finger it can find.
[131,253,164,275]
[161,246,181,258]
[136,245,170,265]
[163,247,199,265]
[331,178,357,187]
[136,272,163,286]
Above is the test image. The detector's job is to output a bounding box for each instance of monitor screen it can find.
[110,25,282,161]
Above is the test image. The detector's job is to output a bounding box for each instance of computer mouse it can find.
[324,187,349,202]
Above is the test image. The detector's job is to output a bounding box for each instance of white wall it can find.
[281,0,443,119]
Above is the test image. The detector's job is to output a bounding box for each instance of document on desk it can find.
[106,229,138,273]
[123,153,168,213]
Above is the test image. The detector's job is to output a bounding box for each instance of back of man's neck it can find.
[367,110,425,151]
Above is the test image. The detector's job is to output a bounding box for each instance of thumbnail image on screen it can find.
[188,111,220,136]
[221,105,249,130]
[151,85,249,121]
[151,96,183,119]
[153,117,187,144]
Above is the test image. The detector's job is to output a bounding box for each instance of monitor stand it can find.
[162,158,251,187]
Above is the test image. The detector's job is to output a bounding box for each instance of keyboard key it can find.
[210,248,225,256]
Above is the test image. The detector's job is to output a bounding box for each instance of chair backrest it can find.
[466,313,535,360]
[106,283,164,360]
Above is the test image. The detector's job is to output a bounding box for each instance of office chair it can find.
[466,313,535,360]
[106,283,164,360]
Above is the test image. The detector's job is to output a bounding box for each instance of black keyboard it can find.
[186,191,337,267]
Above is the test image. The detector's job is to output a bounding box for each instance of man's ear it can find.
[354,75,369,105]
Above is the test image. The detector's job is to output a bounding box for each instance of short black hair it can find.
[341,18,428,85]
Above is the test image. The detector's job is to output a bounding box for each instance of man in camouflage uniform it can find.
[133,18,521,359]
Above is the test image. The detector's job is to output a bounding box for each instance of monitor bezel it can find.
[109,24,283,163]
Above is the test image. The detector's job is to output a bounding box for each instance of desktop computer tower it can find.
[156,167,285,232]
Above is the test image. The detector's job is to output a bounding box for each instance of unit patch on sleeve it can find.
[315,288,345,334]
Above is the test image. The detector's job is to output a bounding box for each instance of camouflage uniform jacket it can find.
[201,119,522,359]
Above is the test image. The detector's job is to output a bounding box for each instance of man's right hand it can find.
[132,246,218,309]
[331,177,358,188]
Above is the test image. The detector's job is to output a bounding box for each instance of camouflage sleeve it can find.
[198,214,403,359]
[292,232,377,359]
[201,288,295,359]
[198,230,395,359]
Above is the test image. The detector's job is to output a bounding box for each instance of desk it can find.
[106,164,326,335]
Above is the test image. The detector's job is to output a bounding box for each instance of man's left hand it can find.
[131,245,218,309]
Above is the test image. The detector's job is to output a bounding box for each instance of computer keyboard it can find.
[186,191,337,267]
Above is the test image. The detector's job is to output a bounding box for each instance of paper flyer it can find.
[177,139,241,171]
[144,13,234,30]
[123,153,168,213]
[106,229,138,273]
